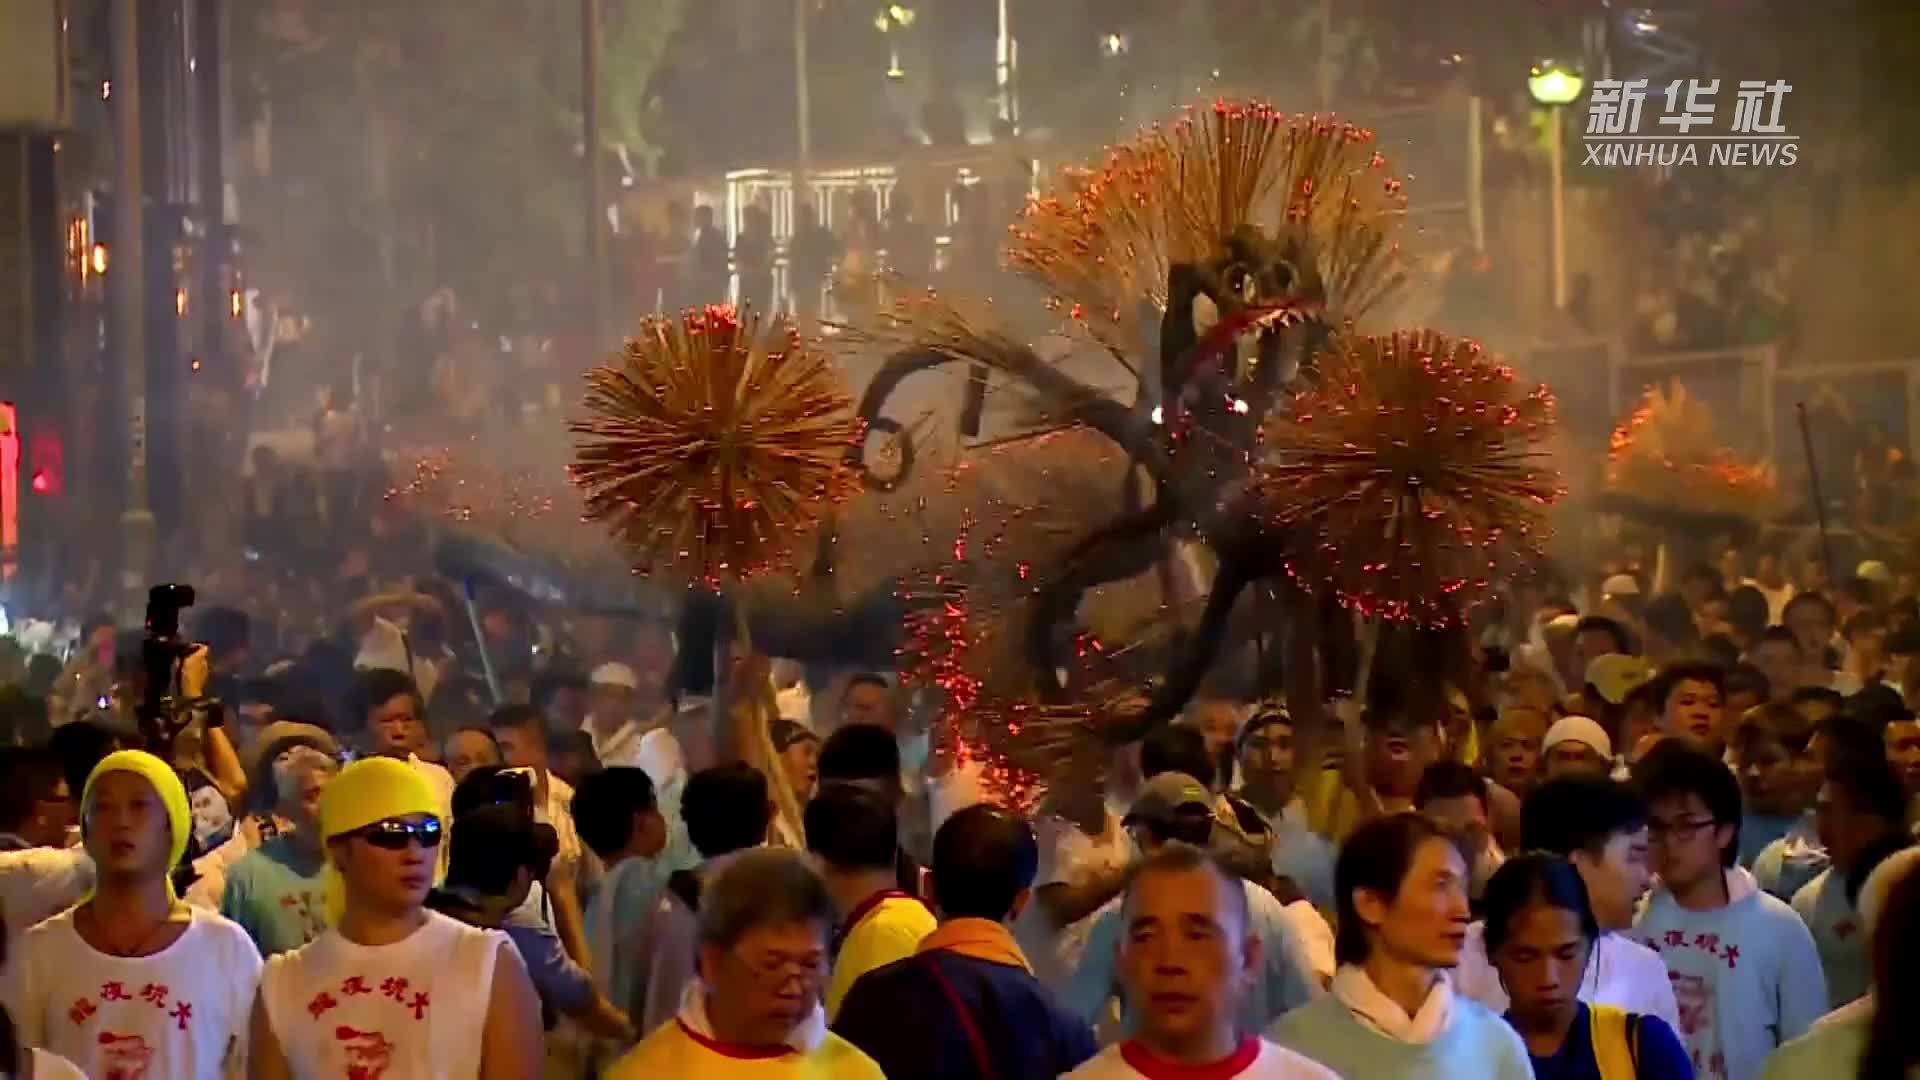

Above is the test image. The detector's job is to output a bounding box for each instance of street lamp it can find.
[876,5,914,80]
[1528,60,1584,311]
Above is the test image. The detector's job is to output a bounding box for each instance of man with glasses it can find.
[249,756,543,1078]
[607,847,883,1077]
[1631,741,1824,1080]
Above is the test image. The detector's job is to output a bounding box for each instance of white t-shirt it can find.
[1740,579,1796,626]
[1064,1036,1337,1079]
[7,905,261,1080]
[404,755,456,818]
[1281,899,1336,985]
[260,910,507,1079]
[1455,921,1682,1032]
[0,845,92,944]
[584,717,685,795]
[538,773,602,895]
[184,823,257,911]
[1012,807,1131,990]
[27,1048,86,1080]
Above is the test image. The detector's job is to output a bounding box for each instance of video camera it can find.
[138,583,204,750]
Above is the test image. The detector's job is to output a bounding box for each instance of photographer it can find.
[430,788,635,1044]
[138,586,247,809]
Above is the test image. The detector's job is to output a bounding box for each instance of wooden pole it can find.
[1796,402,1836,581]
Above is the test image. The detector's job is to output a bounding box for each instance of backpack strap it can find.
[1588,1004,1636,1080]
[923,954,995,1080]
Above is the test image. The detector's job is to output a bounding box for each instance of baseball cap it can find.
[589,662,639,689]
[1585,653,1653,706]
[1124,771,1214,828]
[1601,574,1641,598]
[1542,715,1612,760]
[1856,560,1893,587]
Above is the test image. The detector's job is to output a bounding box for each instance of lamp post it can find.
[995,0,1015,126]
[1528,61,1584,311]
[111,0,153,621]
[875,5,914,81]
[583,0,606,349]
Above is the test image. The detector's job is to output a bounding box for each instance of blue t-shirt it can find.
[218,835,328,957]
[1748,815,1826,903]
[1515,1001,1694,1080]
[1739,814,1799,870]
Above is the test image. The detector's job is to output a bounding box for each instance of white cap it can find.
[589,661,639,689]
[1601,574,1641,598]
[1543,714,1613,759]
[1856,560,1893,586]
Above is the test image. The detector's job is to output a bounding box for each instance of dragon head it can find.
[1164,222,1330,428]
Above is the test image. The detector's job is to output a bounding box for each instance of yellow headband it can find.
[82,750,192,898]
[316,756,443,922]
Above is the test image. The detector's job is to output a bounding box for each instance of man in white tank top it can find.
[248,756,543,1078]
[4,750,261,1079]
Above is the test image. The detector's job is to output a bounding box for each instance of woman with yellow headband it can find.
[8,750,262,1078]
[248,756,543,1078]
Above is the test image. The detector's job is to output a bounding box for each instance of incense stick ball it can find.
[570,305,865,588]
[1257,330,1563,626]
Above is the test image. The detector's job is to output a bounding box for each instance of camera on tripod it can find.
[139,583,203,749]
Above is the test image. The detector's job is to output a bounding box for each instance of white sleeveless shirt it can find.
[6,905,260,1080]
[260,910,505,1079]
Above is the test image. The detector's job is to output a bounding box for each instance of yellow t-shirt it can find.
[607,1019,884,1079]
[824,892,936,1020]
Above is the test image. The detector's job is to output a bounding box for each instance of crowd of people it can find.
[0,527,1917,1078]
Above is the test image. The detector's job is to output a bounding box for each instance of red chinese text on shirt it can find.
[1642,933,1741,970]
[310,976,432,1024]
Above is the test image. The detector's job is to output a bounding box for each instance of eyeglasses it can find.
[740,950,827,986]
[1646,817,1716,843]
[351,818,442,851]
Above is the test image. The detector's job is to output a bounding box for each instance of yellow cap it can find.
[82,750,192,898]
[316,756,442,921]
[1584,653,1653,706]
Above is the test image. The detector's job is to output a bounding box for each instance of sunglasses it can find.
[351,818,443,851]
